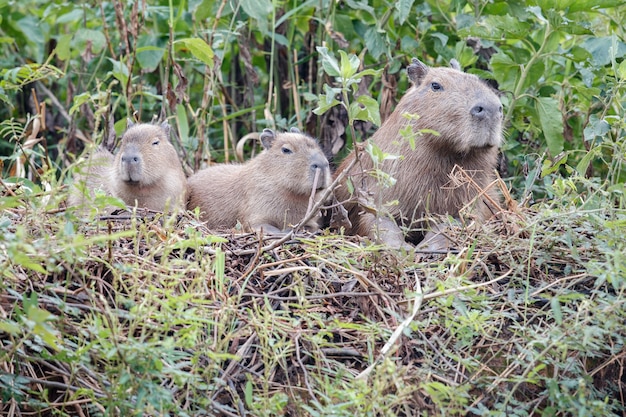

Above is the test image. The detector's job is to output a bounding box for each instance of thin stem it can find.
[505,23,553,124]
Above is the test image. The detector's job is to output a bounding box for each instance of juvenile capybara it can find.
[69,121,187,212]
[187,128,331,234]
[334,58,503,248]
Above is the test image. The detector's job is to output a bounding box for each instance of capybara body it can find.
[334,58,503,246]
[187,128,331,233]
[69,121,187,212]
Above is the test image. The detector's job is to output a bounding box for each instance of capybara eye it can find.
[281,146,293,154]
[152,140,160,146]
[430,82,443,91]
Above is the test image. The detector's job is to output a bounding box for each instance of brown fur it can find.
[69,122,187,212]
[334,58,503,247]
[187,128,331,233]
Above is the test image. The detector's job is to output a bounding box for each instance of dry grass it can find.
[1,180,625,416]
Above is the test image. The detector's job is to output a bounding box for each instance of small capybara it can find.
[187,128,331,234]
[334,58,503,248]
[69,121,187,212]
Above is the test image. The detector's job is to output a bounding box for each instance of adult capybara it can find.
[334,58,503,248]
[69,121,187,212]
[187,128,331,234]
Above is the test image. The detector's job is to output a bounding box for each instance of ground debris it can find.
[1,203,624,416]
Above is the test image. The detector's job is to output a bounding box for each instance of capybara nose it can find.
[121,144,141,166]
[121,154,140,164]
[311,154,329,171]
[470,103,501,120]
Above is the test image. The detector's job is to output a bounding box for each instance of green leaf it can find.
[194,0,213,21]
[108,58,129,86]
[325,85,342,101]
[354,68,382,79]
[394,0,415,25]
[240,0,273,33]
[581,36,626,67]
[12,252,46,274]
[2,63,64,89]
[550,297,562,325]
[0,196,21,210]
[73,29,107,56]
[244,380,254,408]
[313,94,341,115]
[365,141,385,165]
[490,52,519,92]
[399,125,416,150]
[23,299,62,351]
[176,103,189,145]
[0,319,21,335]
[175,38,214,67]
[213,247,225,283]
[136,45,165,72]
[535,0,624,12]
[583,115,610,142]
[69,92,91,115]
[14,16,44,47]
[0,87,9,106]
[338,50,359,80]
[535,96,563,155]
[540,152,568,177]
[575,147,602,176]
[55,34,72,61]
[349,95,381,126]
[55,9,83,24]
[571,0,624,11]
[272,33,289,47]
[346,177,354,194]
[364,27,386,60]
[345,0,375,15]
[316,46,340,77]
[618,59,626,80]
[484,15,532,40]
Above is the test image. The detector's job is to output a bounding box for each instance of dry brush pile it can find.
[1,180,625,416]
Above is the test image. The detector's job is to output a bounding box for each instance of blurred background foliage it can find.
[0,0,625,202]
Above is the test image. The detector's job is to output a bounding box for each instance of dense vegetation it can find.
[1,0,625,415]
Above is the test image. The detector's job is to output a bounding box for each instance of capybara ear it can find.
[289,127,301,134]
[127,118,136,130]
[407,58,429,85]
[160,121,171,138]
[260,128,276,150]
[450,59,461,71]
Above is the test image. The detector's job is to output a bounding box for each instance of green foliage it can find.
[314,46,382,127]
[0,0,623,199]
[1,0,626,416]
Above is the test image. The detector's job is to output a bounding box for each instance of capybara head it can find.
[115,121,179,186]
[402,58,503,154]
[256,128,331,195]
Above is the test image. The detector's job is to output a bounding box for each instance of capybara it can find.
[187,128,331,234]
[69,121,187,212]
[334,58,503,248]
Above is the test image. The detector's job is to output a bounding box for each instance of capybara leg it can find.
[370,215,414,251]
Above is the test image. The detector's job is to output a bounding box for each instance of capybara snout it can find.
[469,100,502,121]
[118,143,143,182]
[310,150,330,189]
